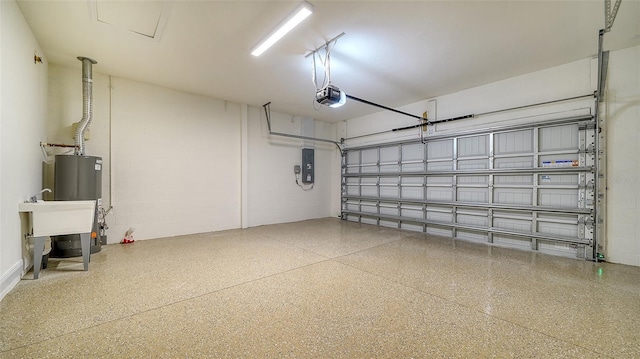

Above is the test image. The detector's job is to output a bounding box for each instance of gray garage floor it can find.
[1,218,638,358]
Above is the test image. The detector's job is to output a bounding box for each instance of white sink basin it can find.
[18,200,96,237]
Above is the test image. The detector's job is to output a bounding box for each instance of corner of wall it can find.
[0,260,23,302]
[1,0,49,300]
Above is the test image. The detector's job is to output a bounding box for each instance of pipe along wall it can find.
[50,57,104,258]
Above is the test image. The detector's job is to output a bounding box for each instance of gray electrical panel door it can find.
[341,115,598,260]
[302,148,314,184]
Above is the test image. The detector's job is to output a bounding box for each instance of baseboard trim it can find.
[0,260,23,302]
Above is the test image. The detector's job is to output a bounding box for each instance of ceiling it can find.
[17,0,640,123]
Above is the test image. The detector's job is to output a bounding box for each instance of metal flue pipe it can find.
[74,56,97,155]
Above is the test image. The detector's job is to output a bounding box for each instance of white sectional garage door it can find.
[342,115,598,259]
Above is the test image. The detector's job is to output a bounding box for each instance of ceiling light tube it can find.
[251,1,313,57]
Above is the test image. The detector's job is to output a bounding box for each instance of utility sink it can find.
[19,200,96,279]
[18,200,96,237]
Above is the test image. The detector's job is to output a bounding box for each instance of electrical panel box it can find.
[302,148,314,184]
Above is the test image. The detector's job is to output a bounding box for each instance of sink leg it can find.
[33,236,46,279]
[80,233,90,271]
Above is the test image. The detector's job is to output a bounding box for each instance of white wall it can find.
[341,45,640,266]
[0,0,48,300]
[48,69,244,242]
[47,65,338,243]
[246,106,338,226]
[343,58,594,146]
[110,78,242,240]
[604,45,640,266]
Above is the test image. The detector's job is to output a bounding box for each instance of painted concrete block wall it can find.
[341,46,640,266]
[0,0,48,300]
[109,78,242,241]
[47,64,110,209]
[604,45,640,266]
[47,65,338,243]
[246,106,337,226]
[47,67,243,243]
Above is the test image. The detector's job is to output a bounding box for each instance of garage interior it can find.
[1,0,639,357]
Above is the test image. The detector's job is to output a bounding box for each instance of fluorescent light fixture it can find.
[251,1,313,57]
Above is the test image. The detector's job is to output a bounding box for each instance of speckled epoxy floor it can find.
[1,218,639,358]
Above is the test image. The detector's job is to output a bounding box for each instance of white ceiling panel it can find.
[16,0,640,123]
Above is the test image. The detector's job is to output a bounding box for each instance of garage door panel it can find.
[360,201,377,214]
[537,213,579,238]
[342,115,597,260]
[361,165,379,173]
[402,163,424,172]
[380,177,399,198]
[495,156,534,169]
[458,135,489,157]
[346,203,360,212]
[401,223,424,232]
[458,187,489,202]
[427,187,453,201]
[358,178,376,197]
[380,146,399,172]
[539,188,578,208]
[456,230,488,242]
[380,187,399,198]
[457,213,489,227]
[426,226,453,237]
[380,206,398,216]
[361,149,379,173]
[402,186,424,200]
[538,221,578,238]
[494,217,532,232]
[493,234,532,250]
[458,159,489,170]
[380,219,397,228]
[361,148,378,163]
[427,139,453,159]
[539,154,579,168]
[402,143,423,160]
[361,217,378,225]
[427,161,454,171]
[539,124,578,151]
[401,177,423,199]
[495,175,533,185]
[538,240,578,258]
[401,206,423,219]
[346,185,360,196]
[426,210,453,223]
[495,129,533,155]
[458,175,488,184]
[346,151,360,173]
[539,174,578,185]
[494,188,533,205]
[361,186,378,197]
[380,164,399,173]
[427,176,453,184]
[380,146,398,161]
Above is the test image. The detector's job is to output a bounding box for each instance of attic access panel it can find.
[90,0,172,39]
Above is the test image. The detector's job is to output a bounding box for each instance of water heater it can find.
[51,155,102,257]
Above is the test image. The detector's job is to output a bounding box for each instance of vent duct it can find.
[74,56,97,156]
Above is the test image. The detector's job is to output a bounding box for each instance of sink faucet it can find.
[29,188,51,203]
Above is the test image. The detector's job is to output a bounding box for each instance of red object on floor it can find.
[121,238,135,244]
